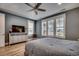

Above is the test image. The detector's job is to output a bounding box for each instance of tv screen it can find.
[12,25,25,32]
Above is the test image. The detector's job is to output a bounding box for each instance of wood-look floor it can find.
[0,42,26,56]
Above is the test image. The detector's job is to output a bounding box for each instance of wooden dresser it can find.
[9,33,28,44]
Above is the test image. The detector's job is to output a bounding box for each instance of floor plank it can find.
[0,42,26,56]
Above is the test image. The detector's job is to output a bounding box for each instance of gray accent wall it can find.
[36,7,79,40]
[66,8,79,40]
[5,14,28,34]
[5,13,35,43]
[36,20,41,37]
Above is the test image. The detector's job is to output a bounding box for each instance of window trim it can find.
[47,19,55,36]
[41,20,48,36]
[41,13,66,39]
[55,14,66,38]
[28,20,34,35]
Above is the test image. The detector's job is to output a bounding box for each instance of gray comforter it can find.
[25,38,79,56]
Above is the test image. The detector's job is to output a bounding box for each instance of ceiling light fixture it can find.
[58,3,62,5]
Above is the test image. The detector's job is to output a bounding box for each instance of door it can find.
[0,13,5,47]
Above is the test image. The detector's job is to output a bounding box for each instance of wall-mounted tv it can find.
[12,25,25,33]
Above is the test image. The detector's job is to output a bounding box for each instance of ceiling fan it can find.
[25,3,46,15]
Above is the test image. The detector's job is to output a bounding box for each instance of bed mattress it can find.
[25,38,79,56]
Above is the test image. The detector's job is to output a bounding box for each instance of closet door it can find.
[0,13,5,47]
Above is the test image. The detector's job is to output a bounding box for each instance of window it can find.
[41,14,66,38]
[28,20,34,35]
[42,21,47,36]
[56,15,65,38]
[48,20,54,36]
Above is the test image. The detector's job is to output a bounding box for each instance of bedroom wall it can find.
[36,20,41,38]
[36,7,79,40]
[5,13,35,43]
[5,14,28,34]
[66,8,79,40]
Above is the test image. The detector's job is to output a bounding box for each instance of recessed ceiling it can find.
[0,3,79,20]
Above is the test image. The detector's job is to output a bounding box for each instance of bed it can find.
[24,38,79,56]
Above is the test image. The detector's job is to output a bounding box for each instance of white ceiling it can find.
[0,3,79,20]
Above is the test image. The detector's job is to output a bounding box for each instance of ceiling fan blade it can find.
[34,11,38,15]
[34,3,42,9]
[38,8,46,12]
[25,3,33,8]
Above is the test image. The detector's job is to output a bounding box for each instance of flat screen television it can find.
[12,25,25,33]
